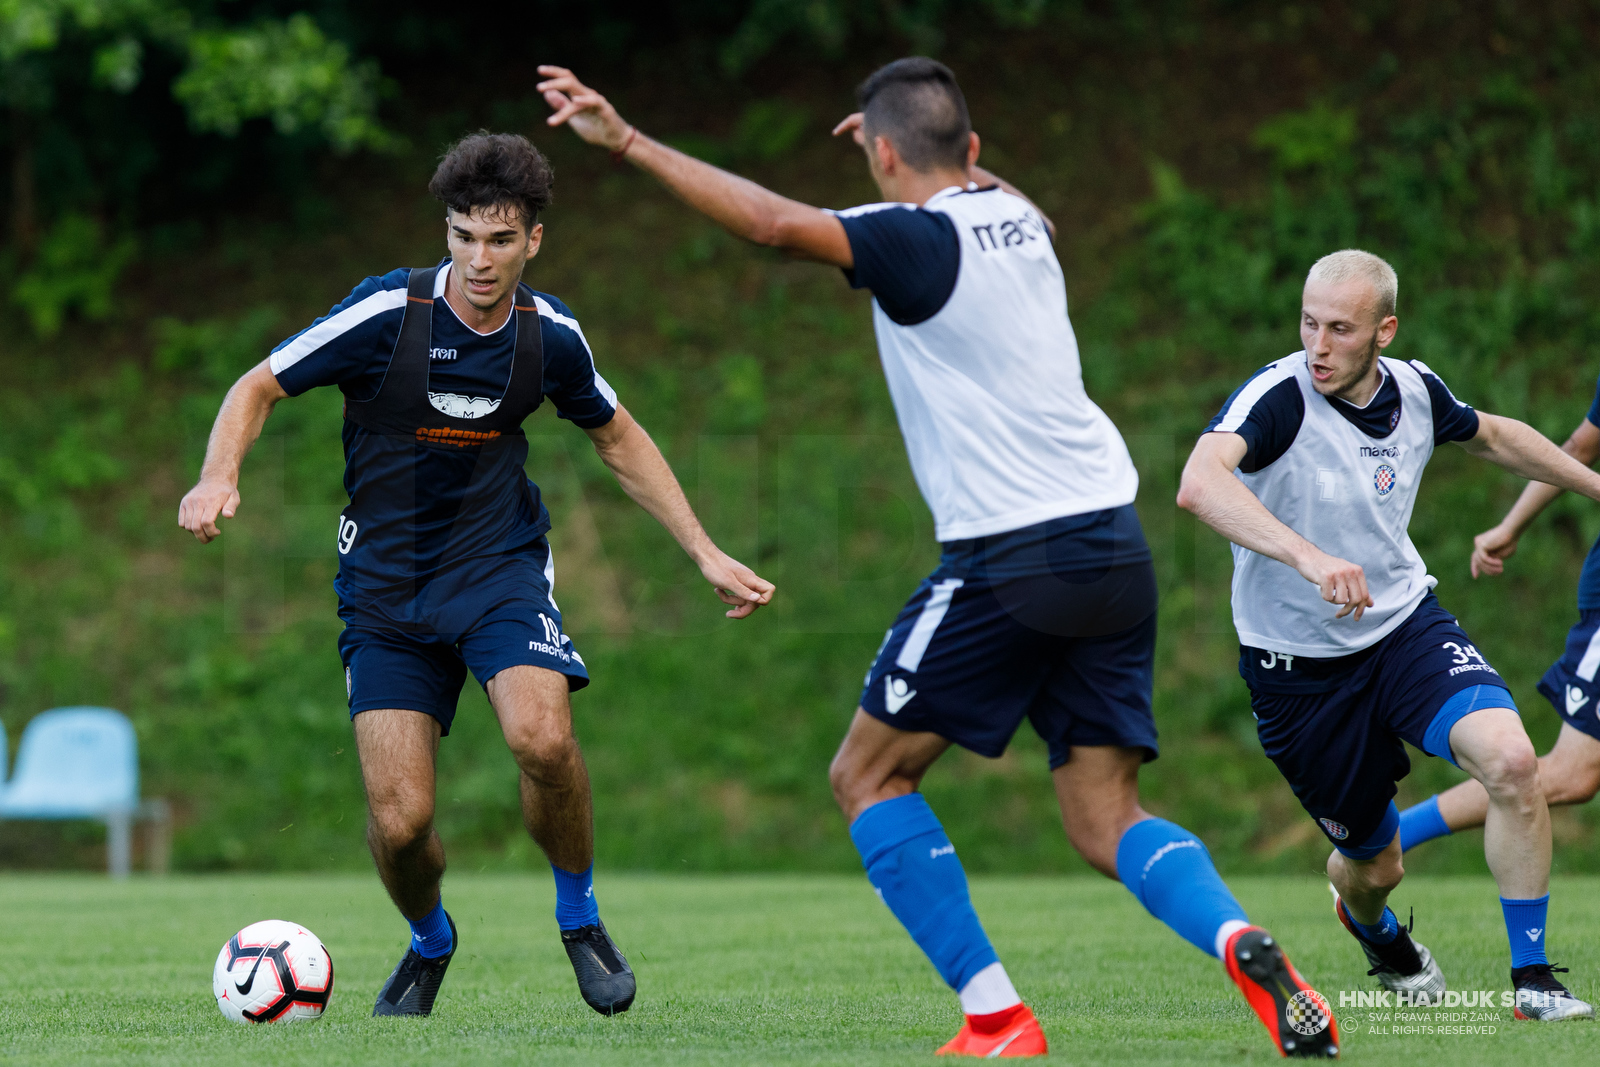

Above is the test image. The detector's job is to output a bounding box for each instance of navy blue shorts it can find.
[1537,608,1600,743]
[337,539,588,736]
[859,507,1160,769]
[1246,594,1516,854]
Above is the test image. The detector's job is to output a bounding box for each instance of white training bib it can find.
[867,186,1138,541]
[1228,354,1438,657]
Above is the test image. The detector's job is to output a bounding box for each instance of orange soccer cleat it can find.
[1224,926,1339,1058]
[936,1002,1048,1058]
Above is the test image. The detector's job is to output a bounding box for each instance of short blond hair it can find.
[1306,249,1398,320]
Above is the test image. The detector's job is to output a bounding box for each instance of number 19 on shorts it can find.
[337,515,359,555]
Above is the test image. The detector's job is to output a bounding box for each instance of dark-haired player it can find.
[179,132,772,1017]
[1398,384,1600,850]
[541,60,1332,1058]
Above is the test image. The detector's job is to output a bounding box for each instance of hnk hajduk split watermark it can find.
[1281,988,1570,1041]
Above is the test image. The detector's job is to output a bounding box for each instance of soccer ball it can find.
[212,920,334,1023]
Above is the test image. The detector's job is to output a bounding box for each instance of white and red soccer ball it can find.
[213,920,334,1023]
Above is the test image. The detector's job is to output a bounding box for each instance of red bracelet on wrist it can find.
[610,126,638,163]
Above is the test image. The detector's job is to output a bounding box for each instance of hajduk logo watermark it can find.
[1287,989,1333,1036]
[1337,988,1512,1039]
[1319,817,1349,841]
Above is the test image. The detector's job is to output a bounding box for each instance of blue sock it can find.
[1398,795,1452,851]
[1502,895,1550,968]
[409,898,453,958]
[552,862,600,930]
[1115,818,1249,958]
[1340,901,1401,944]
[849,793,999,992]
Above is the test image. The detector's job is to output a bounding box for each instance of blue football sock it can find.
[1341,901,1401,944]
[1398,795,1452,851]
[850,793,999,992]
[409,897,453,959]
[552,862,600,930]
[1115,818,1249,958]
[1502,895,1550,968]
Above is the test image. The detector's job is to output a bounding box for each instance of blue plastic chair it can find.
[0,707,167,876]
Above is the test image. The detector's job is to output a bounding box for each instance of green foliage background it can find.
[3,2,1600,876]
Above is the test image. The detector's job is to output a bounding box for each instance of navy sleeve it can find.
[1588,375,1600,428]
[1410,360,1480,444]
[1203,364,1305,473]
[269,269,409,399]
[534,294,618,429]
[833,204,961,326]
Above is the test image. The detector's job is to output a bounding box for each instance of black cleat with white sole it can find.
[562,921,636,1015]
[373,913,456,1017]
[1511,964,1594,1021]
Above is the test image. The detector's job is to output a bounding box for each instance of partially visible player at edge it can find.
[1398,379,1600,851]
[542,58,1335,1058]
[178,133,772,1018]
[1178,249,1595,1021]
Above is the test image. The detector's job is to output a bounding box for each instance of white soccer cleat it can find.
[1331,887,1446,999]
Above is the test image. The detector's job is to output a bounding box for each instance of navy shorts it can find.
[1246,594,1516,853]
[1536,608,1600,743]
[337,539,588,736]
[859,507,1160,769]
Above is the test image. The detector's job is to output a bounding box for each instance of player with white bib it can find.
[1179,249,1597,1021]
[542,58,1336,1058]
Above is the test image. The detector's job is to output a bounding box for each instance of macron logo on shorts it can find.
[885,676,917,714]
[1567,685,1590,716]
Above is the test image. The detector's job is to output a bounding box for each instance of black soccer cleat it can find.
[373,913,456,1017]
[1333,892,1446,999]
[1511,963,1594,1021]
[561,921,636,1015]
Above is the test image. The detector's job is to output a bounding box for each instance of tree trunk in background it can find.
[11,107,36,258]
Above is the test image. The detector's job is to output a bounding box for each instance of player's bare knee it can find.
[1477,739,1540,803]
[1356,856,1404,895]
[368,803,434,853]
[1548,763,1600,807]
[826,752,857,813]
[507,722,578,779]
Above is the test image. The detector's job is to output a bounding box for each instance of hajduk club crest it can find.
[1373,464,1397,502]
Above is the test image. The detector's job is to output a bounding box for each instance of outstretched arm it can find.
[539,66,852,267]
[1177,432,1375,619]
[1471,417,1600,577]
[584,405,774,618]
[177,359,287,543]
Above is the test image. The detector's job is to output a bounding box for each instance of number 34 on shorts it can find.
[1442,640,1494,678]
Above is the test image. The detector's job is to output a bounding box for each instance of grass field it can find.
[3,874,1598,1065]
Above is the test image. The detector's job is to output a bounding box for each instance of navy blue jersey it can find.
[834,201,962,325]
[1204,360,1479,473]
[269,263,617,617]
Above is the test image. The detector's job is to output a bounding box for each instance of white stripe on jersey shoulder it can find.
[1401,357,1444,385]
[1213,358,1302,433]
[828,201,919,219]
[269,285,407,375]
[532,295,619,407]
[1402,356,1468,408]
